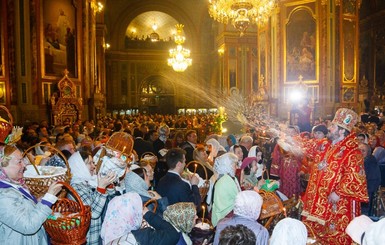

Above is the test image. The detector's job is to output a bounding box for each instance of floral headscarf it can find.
[68,151,97,188]
[124,171,151,198]
[233,190,263,220]
[214,152,238,177]
[100,192,143,244]
[163,202,196,233]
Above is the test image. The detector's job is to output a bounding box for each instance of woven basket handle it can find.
[0,105,13,126]
[144,198,158,213]
[186,160,208,181]
[22,142,72,179]
[57,181,86,214]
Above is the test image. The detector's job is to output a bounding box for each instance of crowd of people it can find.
[1,107,385,244]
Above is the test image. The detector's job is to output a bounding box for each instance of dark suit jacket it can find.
[156,172,201,207]
[134,137,155,160]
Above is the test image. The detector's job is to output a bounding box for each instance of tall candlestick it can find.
[202,205,205,223]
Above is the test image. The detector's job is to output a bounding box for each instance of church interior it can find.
[0,0,385,125]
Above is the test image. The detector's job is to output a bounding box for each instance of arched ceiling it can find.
[125,11,181,41]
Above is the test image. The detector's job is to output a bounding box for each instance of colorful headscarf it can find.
[233,190,263,220]
[214,152,238,177]
[100,192,143,244]
[68,151,97,188]
[163,202,196,233]
[270,218,307,245]
[124,171,151,198]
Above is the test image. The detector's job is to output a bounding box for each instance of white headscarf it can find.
[363,218,385,245]
[68,151,97,187]
[206,138,226,163]
[247,145,264,178]
[214,152,238,177]
[233,190,263,220]
[270,218,307,245]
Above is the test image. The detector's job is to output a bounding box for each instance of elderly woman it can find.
[163,202,198,245]
[206,138,226,164]
[214,190,269,245]
[68,149,116,245]
[0,145,62,244]
[125,167,168,214]
[192,145,214,179]
[100,192,179,245]
[211,152,241,226]
[270,218,307,245]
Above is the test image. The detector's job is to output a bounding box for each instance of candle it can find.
[283,207,287,217]
[202,205,205,223]
[193,164,197,174]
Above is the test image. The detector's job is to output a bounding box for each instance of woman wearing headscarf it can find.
[226,134,237,152]
[0,145,63,244]
[247,145,264,180]
[192,145,214,179]
[68,149,117,245]
[100,192,179,245]
[124,167,168,215]
[206,138,226,164]
[211,152,241,226]
[163,202,198,245]
[270,218,307,245]
[239,157,259,189]
[213,190,269,245]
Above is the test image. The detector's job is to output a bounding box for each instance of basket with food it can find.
[23,143,71,199]
[0,105,13,144]
[44,181,91,245]
[94,132,134,179]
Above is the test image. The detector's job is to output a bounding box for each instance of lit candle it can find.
[283,207,287,217]
[202,205,205,223]
[193,164,197,174]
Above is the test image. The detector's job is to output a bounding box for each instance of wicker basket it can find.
[144,198,158,213]
[105,132,134,163]
[44,181,91,245]
[258,189,284,225]
[23,143,71,199]
[186,160,210,200]
[141,198,158,229]
[0,105,13,144]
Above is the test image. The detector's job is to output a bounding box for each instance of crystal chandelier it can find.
[167,24,192,72]
[208,0,277,35]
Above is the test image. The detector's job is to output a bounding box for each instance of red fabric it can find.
[302,133,368,244]
[271,144,302,198]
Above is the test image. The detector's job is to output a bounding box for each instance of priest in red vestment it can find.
[302,108,368,244]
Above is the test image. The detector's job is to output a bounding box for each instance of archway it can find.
[139,75,175,114]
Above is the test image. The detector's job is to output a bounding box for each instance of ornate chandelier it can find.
[208,0,277,35]
[167,24,192,72]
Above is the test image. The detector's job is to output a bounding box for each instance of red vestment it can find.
[302,133,368,244]
[271,144,302,198]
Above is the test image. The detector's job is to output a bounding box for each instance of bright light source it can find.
[289,89,303,104]
[222,128,228,133]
